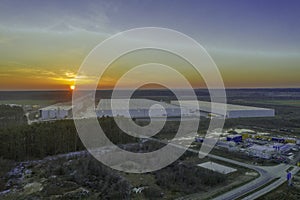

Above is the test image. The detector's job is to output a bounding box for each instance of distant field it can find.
[253,100,300,107]
[0,100,56,106]
[233,99,300,107]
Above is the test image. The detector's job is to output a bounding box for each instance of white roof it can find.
[40,103,72,111]
[234,129,255,134]
[171,100,274,113]
[249,144,274,152]
[97,99,180,110]
[227,134,242,138]
[257,132,271,136]
[197,162,237,174]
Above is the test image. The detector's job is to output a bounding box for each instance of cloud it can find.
[0,0,116,34]
[0,67,76,83]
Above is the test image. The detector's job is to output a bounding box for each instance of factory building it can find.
[39,104,72,120]
[96,99,184,118]
[226,134,243,143]
[39,99,275,121]
[248,143,295,159]
[171,100,275,118]
[271,137,285,143]
[216,141,238,152]
[273,143,296,154]
[248,144,275,159]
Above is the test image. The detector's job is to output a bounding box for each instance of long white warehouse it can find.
[171,100,275,118]
[96,99,184,118]
[40,99,275,120]
[39,103,72,120]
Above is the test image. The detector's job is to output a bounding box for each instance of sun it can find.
[70,85,75,90]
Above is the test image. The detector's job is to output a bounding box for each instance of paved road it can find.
[148,137,298,200]
[213,163,298,200]
[190,148,299,200]
[242,166,299,200]
[190,149,294,200]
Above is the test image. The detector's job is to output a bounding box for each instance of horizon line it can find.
[0,86,300,92]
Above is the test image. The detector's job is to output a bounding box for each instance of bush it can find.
[0,157,15,191]
[143,186,163,199]
[155,162,226,194]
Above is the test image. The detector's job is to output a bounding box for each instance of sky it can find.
[0,0,299,90]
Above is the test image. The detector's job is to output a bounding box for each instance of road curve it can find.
[149,137,296,200]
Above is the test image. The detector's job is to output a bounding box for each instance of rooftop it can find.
[197,162,237,174]
[40,103,72,110]
[171,100,274,112]
[97,99,180,110]
[170,101,275,119]
[248,144,275,152]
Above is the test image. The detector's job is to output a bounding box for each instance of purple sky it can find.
[0,0,299,89]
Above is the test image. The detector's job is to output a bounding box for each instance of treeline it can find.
[0,120,83,161]
[0,105,27,128]
[0,118,137,161]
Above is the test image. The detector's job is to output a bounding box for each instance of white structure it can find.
[39,104,72,120]
[234,128,256,134]
[171,100,275,118]
[248,144,275,159]
[96,99,184,118]
[273,143,296,154]
[197,162,237,174]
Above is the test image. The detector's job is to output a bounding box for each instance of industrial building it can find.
[216,141,238,152]
[39,103,72,120]
[273,143,296,154]
[96,99,184,118]
[171,100,275,118]
[271,137,285,143]
[227,134,243,143]
[194,125,299,162]
[248,144,275,159]
[39,99,275,120]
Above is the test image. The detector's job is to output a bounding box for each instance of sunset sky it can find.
[0,0,299,90]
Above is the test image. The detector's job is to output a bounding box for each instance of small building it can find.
[234,129,256,134]
[242,133,250,140]
[226,134,242,143]
[284,138,297,144]
[257,132,271,136]
[217,141,236,150]
[195,137,204,143]
[272,137,285,143]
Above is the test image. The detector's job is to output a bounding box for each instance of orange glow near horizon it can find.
[70,85,75,90]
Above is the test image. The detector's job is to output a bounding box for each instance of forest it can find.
[0,117,141,161]
[0,105,27,128]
